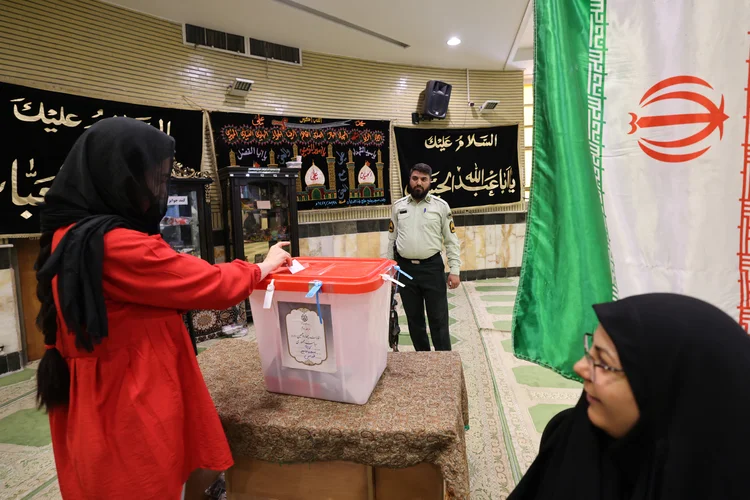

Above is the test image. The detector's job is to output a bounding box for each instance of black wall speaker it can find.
[421,80,452,119]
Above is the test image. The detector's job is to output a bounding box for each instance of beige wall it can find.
[295,222,526,277]
[0,0,525,223]
[0,0,527,275]
[0,0,523,122]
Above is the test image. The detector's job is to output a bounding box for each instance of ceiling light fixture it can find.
[447,37,461,46]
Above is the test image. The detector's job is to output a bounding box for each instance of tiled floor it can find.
[0,279,579,499]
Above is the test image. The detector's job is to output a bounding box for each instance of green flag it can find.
[515,0,750,378]
[512,0,615,379]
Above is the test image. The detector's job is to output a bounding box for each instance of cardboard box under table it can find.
[199,340,471,500]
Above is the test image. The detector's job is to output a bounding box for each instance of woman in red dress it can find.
[34,117,292,499]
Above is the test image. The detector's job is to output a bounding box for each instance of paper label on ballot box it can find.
[279,302,337,373]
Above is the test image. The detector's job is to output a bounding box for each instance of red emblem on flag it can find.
[628,75,729,163]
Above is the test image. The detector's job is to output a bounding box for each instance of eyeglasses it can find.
[583,333,624,383]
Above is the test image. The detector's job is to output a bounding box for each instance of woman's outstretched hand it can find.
[258,242,293,280]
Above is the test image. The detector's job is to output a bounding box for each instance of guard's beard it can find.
[408,184,430,200]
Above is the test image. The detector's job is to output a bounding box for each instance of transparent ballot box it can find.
[249,257,396,404]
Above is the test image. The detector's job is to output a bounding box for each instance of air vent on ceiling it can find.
[183,24,302,66]
[249,38,301,65]
[184,24,245,54]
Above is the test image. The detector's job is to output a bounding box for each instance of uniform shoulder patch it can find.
[389,220,394,233]
[433,196,451,211]
[449,220,456,233]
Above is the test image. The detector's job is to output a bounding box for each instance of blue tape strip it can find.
[305,281,324,323]
[393,266,413,281]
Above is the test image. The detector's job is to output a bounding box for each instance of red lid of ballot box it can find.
[257,257,396,295]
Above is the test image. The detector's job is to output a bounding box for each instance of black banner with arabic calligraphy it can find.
[394,125,521,209]
[0,82,203,236]
[210,112,390,210]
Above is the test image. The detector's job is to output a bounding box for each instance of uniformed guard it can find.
[387,163,461,351]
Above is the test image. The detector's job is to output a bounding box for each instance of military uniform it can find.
[387,193,461,351]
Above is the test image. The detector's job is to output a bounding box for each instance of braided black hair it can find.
[34,231,70,411]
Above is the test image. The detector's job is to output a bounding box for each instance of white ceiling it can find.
[518,8,534,49]
[105,0,534,72]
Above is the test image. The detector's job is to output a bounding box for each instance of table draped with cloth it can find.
[199,339,471,499]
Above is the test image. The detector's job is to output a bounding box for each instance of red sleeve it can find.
[102,229,262,311]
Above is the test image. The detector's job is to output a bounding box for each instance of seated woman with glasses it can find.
[508,293,750,500]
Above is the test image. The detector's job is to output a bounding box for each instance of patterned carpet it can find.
[0,364,60,499]
[0,279,579,499]
[462,279,581,473]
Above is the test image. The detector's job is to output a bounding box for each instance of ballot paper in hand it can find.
[288,259,305,274]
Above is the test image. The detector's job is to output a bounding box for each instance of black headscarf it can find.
[509,293,750,500]
[37,117,175,351]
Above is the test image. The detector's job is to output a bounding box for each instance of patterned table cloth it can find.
[199,339,471,499]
